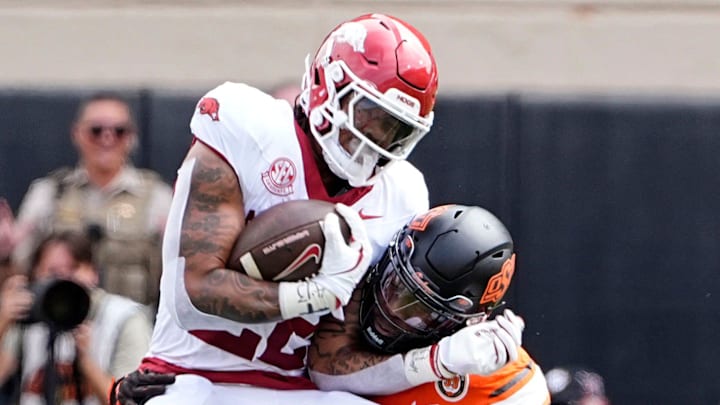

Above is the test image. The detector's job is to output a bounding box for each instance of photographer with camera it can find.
[0,231,152,405]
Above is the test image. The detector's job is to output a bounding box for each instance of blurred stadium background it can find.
[1,1,719,403]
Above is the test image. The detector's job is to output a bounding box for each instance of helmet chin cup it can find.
[322,137,377,187]
[330,110,348,127]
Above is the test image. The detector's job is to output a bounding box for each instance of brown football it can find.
[226,200,351,281]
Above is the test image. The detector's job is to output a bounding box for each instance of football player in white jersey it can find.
[111,205,537,405]
[121,13,443,405]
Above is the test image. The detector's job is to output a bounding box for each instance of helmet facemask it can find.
[301,57,434,187]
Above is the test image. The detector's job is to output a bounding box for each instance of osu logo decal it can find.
[408,205,452,231]
[198,97,220,121]
[480,253,516,305]
[262,158,297,196]
[436,374,469,402]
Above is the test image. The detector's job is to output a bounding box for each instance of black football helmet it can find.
[359,204,516,353]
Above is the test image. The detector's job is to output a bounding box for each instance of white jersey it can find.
[144,82,429,389]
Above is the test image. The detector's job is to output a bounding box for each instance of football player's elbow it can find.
[183,271,208,307]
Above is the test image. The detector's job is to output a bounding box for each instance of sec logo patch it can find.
[262,158,297,196]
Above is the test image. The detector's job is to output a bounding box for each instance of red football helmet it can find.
[299,13,439,186]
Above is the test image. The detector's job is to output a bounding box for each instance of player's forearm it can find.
[309,309,454,396]
[186,268,283,323]
[310,345,455,396]
[307,288,378,374]
[309,354,416,396]
[309,337,394,375]
[186,269,341,322]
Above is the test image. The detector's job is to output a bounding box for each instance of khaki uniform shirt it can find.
[12,165,172,307]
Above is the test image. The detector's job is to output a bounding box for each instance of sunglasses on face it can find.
[86,124,132,139]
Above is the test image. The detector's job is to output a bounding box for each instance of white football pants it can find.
[145,374,378,405]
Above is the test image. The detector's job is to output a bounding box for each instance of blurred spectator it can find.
[0,231,152,405]
[1,92,172,308]
[545,365,610,405]
[0,199,29,282]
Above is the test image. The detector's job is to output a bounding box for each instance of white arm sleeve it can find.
[309,354,415,396]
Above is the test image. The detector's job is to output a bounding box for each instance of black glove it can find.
[109,369,176,405]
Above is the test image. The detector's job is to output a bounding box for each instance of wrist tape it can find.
[278,280,339,319]
[108,376,123,405]
[403,344,455,386]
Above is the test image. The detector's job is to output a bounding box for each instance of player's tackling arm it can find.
[308,285,391,374]
[181,141,283,323]
[308,281,526,396]
[309,285,423,395]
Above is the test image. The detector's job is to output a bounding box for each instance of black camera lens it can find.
[23,279,90,331]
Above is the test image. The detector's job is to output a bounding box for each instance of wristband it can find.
[108,376,123,405]
[403,344,455,386]
[278,280,339,319]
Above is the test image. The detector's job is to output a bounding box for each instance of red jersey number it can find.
[190,317,315,370]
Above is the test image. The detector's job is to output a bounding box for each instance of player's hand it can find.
[311,203,373,306]
[437,309,524,376]
[110,369,176,405]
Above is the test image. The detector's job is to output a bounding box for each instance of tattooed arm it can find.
[181,141,359,323]
[308,283,452,395]
[308,285,427,395]
[181,141,283,323]
[308,285,391,374]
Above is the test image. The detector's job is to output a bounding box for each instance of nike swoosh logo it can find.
[272,244,322,281]
[358,208,383,220]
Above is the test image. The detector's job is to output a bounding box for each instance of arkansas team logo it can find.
[262,158,296,196]
[436,374,469,402]
[480,253,516,305]
[198,97,220,121]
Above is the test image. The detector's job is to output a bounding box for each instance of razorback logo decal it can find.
[480,253,516,305]
[408,205,452,231]
[198,97,220,121]
[272,244,322,281]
